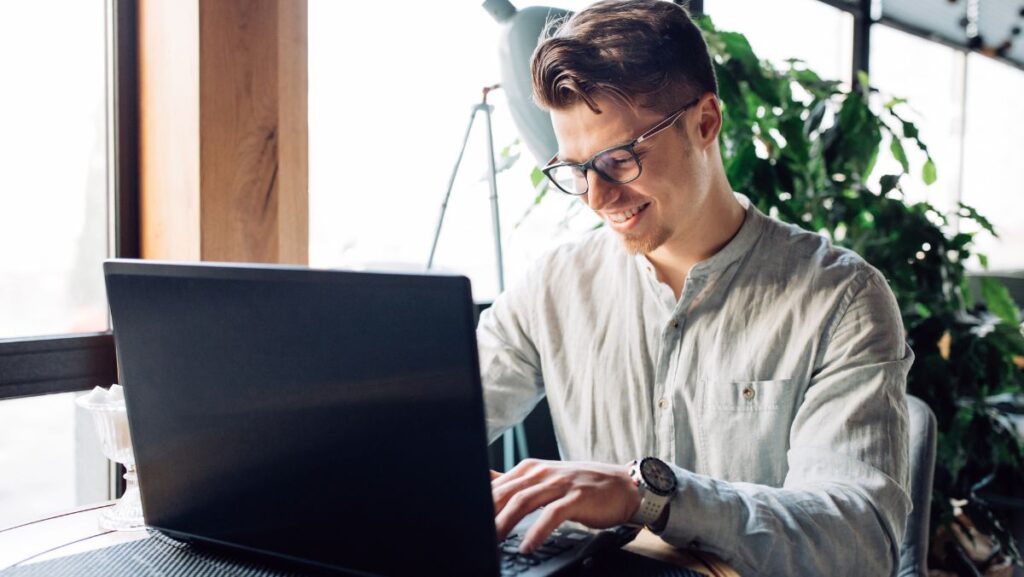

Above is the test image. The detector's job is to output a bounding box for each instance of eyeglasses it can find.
[541,97,701,196]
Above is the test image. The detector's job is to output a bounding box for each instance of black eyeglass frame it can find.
[541,97,702,196]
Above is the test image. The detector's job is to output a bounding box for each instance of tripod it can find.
[427,84,529,472]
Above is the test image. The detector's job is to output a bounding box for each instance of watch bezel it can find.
[639,457,677,496]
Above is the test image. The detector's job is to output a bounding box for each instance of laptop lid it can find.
[104,259,499,576]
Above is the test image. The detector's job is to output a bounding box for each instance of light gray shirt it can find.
[477,195,913,577]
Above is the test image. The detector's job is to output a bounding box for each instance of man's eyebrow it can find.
[557,140,636,165]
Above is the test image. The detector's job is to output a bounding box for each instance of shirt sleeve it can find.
[476,267,546,445]
[658,266,913,577]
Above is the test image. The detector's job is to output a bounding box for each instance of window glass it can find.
[308,1,600,302]
[0,394,79,528]
[960,54,1024,271]
[0,0,110,528]
[0,1,109,339]
[706,0,854,86]
[869,24,965,216]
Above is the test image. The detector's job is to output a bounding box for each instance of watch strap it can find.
[628,458,675,527]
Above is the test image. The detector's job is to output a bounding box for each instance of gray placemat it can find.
[0,530,321,577]
[0,530,711,577]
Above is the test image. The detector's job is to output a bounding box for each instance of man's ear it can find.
[694,93,723,150]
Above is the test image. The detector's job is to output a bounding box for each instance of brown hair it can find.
[531,0,718,115]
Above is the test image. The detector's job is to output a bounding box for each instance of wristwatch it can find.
[628,457,677,529]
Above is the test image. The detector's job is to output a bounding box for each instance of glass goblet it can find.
[77,391,145,531]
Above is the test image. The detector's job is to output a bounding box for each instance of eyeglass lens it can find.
[548,148,640,195]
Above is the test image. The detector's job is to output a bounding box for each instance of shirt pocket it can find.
[697,378,795,484]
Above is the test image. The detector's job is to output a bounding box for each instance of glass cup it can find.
[76,386,145,531]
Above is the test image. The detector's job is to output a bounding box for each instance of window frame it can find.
[0,0,137,403]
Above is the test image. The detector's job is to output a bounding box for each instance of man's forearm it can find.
[658,463,905,577]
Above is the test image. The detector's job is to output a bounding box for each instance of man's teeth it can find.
[609,203,648,223]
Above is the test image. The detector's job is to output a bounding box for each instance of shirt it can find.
[476,194,913,577]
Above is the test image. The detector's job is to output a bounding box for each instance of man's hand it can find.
[490,459,641,553]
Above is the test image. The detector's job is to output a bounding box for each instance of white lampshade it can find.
[484,0,570,165]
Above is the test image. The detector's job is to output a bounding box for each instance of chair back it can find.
[898,395,938,577]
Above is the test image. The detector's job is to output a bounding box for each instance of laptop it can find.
[104,259,640,577]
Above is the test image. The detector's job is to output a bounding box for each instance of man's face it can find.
[550,95,712,256]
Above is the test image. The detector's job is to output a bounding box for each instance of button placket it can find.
[656,309,686,462]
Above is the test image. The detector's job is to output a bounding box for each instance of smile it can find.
[606,202,651,224]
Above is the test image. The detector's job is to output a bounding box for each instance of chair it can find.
[898,395,938,577]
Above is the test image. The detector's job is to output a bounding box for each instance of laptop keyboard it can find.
[498,527,590,575]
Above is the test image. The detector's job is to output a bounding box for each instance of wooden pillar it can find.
[139,0,308,264]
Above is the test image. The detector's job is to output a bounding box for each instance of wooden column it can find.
[139,0,308,264]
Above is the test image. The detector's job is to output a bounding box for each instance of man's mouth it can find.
[606,201,652,224]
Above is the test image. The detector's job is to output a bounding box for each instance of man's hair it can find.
[531,0,718,115]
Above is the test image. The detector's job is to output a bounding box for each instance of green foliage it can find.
[696,15,1024,571]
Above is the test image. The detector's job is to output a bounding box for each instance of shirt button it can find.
[671,320,679,329]
[658,398,669,410]
[742,386,755,400]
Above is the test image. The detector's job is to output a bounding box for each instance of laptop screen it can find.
[105,260,499,576]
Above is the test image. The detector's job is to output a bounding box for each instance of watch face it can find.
[640,457,677,495]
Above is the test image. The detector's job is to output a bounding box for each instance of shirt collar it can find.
[633,192,766,281]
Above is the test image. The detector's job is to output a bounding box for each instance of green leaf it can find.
[725,139,758,190]
[922,158,937,185]
[890,138,909,173]
[979,253,989,269]
[805,100,827,135]
[884,97,908,109]
[880,174,901,194]
[898,116,920,140]
[530,166,545,188]
[856,70,871,96]
[958,203,998,237]
[980,277,1022,325]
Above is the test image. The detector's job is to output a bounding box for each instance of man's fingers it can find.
[493,481,565,541]
[490,470,501,481]
[492,474,542,516]
[521,495,575,553]
[490,458,543,490]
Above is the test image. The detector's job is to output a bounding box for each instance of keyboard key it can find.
[536,544,564,557]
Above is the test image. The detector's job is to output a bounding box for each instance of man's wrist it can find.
[627,457,677,529]
[649,500,671,533]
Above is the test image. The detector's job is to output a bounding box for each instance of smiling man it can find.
[476,1,914,576]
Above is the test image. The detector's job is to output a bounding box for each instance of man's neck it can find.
[645,190,746,300]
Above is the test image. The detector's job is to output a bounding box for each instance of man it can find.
[477,1,914,575]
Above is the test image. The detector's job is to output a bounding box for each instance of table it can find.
[0,503,738,576]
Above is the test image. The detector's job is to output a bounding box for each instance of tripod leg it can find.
[482,103,505,292]
[427,106,480,270]
[481,102,531,468]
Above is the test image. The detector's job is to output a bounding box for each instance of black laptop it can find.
[104,260,640,577]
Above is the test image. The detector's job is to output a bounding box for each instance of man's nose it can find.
[584,171,619,211]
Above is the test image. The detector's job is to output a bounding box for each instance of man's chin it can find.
[620,230,668,256]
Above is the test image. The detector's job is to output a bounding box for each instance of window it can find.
[869,24,966,215]
[706,0,855,86]
[0,2,110,340]
[0,0,117,528]
[960,54,1024,271]
[308,1,599,302]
